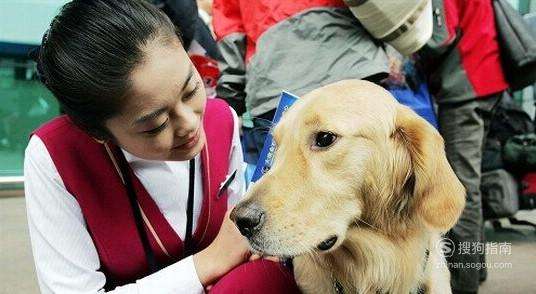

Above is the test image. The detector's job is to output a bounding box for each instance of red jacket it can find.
[420,0,508,102]
[32,99,234,289]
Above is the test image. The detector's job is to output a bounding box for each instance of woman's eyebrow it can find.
[133,107,167,126]
[180,65,194,93]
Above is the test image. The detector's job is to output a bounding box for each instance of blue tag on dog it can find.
[251,92,298,182]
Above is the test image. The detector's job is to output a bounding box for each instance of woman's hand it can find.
[193,208,251,286]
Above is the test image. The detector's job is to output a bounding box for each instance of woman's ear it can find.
[394,105,465,232]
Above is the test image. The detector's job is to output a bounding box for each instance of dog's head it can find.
[231,80,465,257]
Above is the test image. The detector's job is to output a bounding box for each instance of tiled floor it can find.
[1,196,39,294]
[1,196,535,293]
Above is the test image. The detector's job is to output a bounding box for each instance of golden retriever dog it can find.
[231,80,465,294]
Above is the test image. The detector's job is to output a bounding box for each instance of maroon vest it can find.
[33,99,234,288]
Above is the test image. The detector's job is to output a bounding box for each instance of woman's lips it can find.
[173,128,200,150]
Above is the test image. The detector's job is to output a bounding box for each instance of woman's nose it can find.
[172,106,198,137]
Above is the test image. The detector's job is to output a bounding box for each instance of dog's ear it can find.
[394,105,465,231]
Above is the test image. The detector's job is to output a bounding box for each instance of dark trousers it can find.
[438,93,503,293]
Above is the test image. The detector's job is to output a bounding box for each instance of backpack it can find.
[481,169,519,219]
[493,0,536,90]
[482,96,533,172]
[488,97,534,143]
[503,133,536,174]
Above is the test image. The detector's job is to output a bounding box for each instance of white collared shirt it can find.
[24,108,245,294]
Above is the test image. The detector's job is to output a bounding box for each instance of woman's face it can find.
[106,39,207,161]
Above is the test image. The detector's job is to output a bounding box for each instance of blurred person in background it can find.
[417,0,508,293]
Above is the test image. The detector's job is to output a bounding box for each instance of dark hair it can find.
[31,0,180,139]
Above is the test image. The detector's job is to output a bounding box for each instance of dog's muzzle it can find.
[231,202,265,238]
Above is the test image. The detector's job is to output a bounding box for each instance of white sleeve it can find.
[24,136,204,294]
[226,107,247,208]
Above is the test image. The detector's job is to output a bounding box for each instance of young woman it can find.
[24,1,299,293]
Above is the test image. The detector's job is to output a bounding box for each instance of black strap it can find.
[116,151,159,274]
[184,159,196,254]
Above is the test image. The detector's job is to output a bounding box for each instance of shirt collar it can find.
[121,149,144,163]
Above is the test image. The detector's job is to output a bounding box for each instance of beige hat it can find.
[344,0,433,55]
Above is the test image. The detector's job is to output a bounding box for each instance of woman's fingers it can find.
[264,255,280,263]
[249,253,261,261]
[248,253,280,262]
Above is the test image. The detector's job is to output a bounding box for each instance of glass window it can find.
[0,1,67,187]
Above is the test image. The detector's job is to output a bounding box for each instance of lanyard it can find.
[115,148,159,274]
[184,158,196,255]
[109,142,196,274]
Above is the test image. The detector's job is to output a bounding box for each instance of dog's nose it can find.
[231,203,265,238]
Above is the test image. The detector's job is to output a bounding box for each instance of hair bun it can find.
[28,47,48,85]
[29,29,51,85]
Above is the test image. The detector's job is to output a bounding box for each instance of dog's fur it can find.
[232,80,465,293]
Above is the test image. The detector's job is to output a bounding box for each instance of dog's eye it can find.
[314,131,337,149]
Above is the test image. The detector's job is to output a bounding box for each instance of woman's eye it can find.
[313,131,338,149]
[183,81,200,100]
[144,118,169,135]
